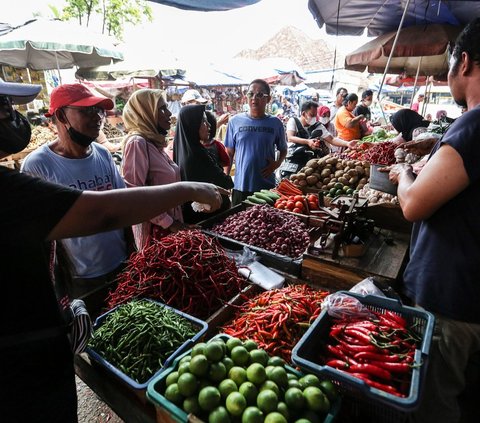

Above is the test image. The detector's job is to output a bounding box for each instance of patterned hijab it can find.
[122,88,168,147]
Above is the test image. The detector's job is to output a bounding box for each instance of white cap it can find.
[181,89,208,104]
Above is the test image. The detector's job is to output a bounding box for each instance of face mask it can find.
[306,116,316,126]
[0,110,31,154]
[67,126,96,148]
[319,117,330,125]
[364,100,372,107]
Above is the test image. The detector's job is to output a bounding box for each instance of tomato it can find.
[294,195,304,202]
[292,208,302,214]
[276,203,285,209]
[294,201,304,210]
[307,194,318,203]
[286,201,296,210]
[308,201,318,210]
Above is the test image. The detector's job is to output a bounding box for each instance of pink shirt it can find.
[122,135,183,250]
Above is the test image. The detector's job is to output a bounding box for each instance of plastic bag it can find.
[224,246,259,266]
[349,277,386,297]
[322,292,375,320]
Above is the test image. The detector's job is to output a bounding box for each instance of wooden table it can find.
[74,354,157,423]
[301,228,410,291]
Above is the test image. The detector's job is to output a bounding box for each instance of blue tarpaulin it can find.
[147,0,260,11]
[308,0,480,36]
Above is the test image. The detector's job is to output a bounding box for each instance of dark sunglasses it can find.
[64,105,106,118]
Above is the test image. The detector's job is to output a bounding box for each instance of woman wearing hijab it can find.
[390,109,430,143]
[174,104,233,224]
[122,89,186,250]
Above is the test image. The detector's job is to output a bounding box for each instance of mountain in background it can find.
[234,26,345,72]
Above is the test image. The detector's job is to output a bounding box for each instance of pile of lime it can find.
[324,182,358,199]
[161,336,338,423]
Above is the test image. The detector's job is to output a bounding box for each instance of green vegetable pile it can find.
[361,128,394,143]
[89,299,198,383]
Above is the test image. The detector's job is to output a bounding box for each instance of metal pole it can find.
[377,0,412,119]
[409,57,422,109]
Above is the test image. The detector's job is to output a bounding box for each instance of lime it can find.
[242,406,264,423]
[257,389,278,414]
[208,362,227,383]
[222,356,235,373]
[246,363,267,385]
[329,188,337,196]
[239,381,258,406]
[218,379,238,400]
[178,362,191,375]
[205,341,225,362]
[288,379,301,389]
[264,411,287,423]
[265,365,275,379]
[303,386,330,413]
[269,367,288,389]
[231,346,250,366]
[259,380,280,397]
[250,348,269,366]
[335,189,343,196]
[229,366,248,387]
[319,379,338,402]
[284,387,305,410]
[334,182,343,190]
[243,339,258,351]
[343,185,350,192]
[226,337,243,352]
[179,355,192,365]
[177,372,198,397]
[225,391,247,416]
[191,342,206,357]
[189,354,209,377]
[267,356,286,367]
[346,188,354,195]
[183,396,200,414]
[164,383,183,405]
[198,386,221,411]
[277,401,290,421]
[209,405,230,423]
[294,419,312,423]
[165,371,179,387]
[301,374,321,389]
[287,373,298,381]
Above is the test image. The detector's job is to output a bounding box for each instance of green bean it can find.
[89,299,198,383]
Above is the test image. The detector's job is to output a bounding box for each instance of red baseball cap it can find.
[45,83,114,117]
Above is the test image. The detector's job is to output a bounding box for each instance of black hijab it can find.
[390,109,430,141]
[173,104,233,189]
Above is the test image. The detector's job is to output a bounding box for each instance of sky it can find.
[1,0,370,64]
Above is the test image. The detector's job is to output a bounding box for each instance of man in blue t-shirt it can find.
[385,19,480,423]
[225,79,287,206]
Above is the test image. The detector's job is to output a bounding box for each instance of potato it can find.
[297,173,306,180]
[326,157,338,165]
[338,176,348,185]
[357,183,365,190]
[306,159,319,169]
[316,182,324,189]
[327,182,335,189]
[330,178,338,183]
[306,175,319,185]
[320,168,331,178]
[325,164,333,169]
[359,177,368,185]
[355,166,364,175]
[322,177,331,185]
[305,168,314,176]
[364,167,370,176]
[334,170,344,178]
[298,179,308,187]
[336,162,344,170]
[347,169,358,177]
[349,176,359,185]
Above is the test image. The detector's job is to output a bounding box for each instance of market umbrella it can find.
[307,0,480,36]
[0,18,123,71]
[344,24,462,77]
[146,0,260,11]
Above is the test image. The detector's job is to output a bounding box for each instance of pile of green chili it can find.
[88,299,198,383]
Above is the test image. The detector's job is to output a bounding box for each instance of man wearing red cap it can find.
[21,83,132,318]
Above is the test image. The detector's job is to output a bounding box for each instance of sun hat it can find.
[45,83,114,117]
[0,78,42,104]
[181,89,208,104]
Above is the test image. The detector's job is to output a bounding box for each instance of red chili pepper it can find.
[348,363,392,381]
[369,360,411,373]
[343,328,373,344]
[354,351,400,362]
[349,373,404,397]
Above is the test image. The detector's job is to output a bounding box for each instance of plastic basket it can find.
[147,334,341,423]
[292,292,434,418]
[370,164,398,195]
[86,299,208,397]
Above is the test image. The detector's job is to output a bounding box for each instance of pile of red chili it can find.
[344,141,397,165]
[107,230,246,319]
[222,284,329,362]
[320,310,421,397]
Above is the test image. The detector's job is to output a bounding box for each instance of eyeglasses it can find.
[64,106,106,118]
[246,92,269,100]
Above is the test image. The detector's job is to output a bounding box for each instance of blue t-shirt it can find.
[21,143,127,279]
[225,113,287,192]
[403,106,480,322]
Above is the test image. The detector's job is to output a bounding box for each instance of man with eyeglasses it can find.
[21,84,133,319]
[225,79,287,206]
[384,18,480,423]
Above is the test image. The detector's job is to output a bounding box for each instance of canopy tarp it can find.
[146,0,260,11]
[308,0,480,36]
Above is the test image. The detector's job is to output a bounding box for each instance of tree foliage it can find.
[60,0,153,40]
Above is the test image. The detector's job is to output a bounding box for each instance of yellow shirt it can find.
[334,106,361,141]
